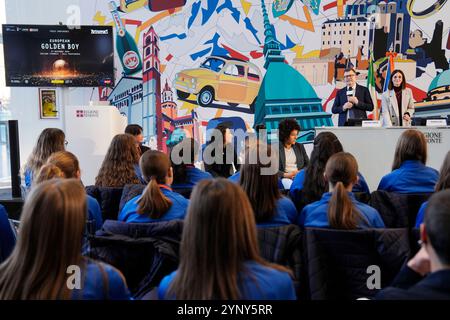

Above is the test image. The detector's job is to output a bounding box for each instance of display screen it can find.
[2,24,114,87]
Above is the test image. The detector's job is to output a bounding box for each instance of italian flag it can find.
[367,52,379,120]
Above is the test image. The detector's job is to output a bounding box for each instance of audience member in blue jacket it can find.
[415,151,450,228]
[0,179,130,299]
[299,152,385,229]
[119,150,189,223]
[23,128,66,189]
[0,205,15,263]
[239,143,298,227]
[291,169,370,200]
[35,151,103,231]
[158,178,296,300]
[71,259,131,300]
[169,138,212,190]
[229,171,285,190]
[378,130,439,193]
[290,132,370,211]
[376,190,450,300]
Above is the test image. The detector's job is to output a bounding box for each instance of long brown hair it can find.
[137,150,172,219]
[167,178,290,299]
[436,151,450,191]
[240,143,281,223]
[303,132,344,204]
[392,129,427,170]
[0,179,86,299]
[25,128,65,180]
[326,152,366,230]
[388,69,406,90]
[95,134,140,187]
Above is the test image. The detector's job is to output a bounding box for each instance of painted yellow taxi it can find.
[174,56,262,111]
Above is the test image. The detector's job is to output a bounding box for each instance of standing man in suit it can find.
[332,68,374,126]
[375,190,450,300]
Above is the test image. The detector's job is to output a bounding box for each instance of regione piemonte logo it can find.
[76,110,99,118]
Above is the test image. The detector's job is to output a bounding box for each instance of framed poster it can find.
[39,88,59,119]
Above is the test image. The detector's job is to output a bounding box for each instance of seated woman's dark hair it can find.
[278,119,300,145]
[302,132,344,205]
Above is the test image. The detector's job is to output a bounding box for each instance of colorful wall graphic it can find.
[87,0,450,149]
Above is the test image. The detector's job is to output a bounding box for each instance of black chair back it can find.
[300,227,410,300]
[86,186,124,221]
[87,219,183,298]
[369,191,432,228]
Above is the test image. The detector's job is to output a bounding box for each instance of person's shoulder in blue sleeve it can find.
[289,169,306,203]
[277,196,298,224]
[0,205,16,263]
[228,171,240,184]
[86,194,103,231]
[134,164,146,184]
[72,259,131,300]
[415,201,428,228]
[356,203,385,228]
[24,168,33,189]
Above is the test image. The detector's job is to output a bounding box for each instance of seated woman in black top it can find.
[203,122,240,178]
[278,119,309,181]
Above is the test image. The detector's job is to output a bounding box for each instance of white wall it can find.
[3,0,101,168]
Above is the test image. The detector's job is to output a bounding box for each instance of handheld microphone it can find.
[346,87,354,97]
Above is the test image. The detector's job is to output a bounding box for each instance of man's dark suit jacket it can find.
[375,266,450,300]
[332,84,374,126]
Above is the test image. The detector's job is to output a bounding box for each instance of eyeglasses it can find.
[344,74,356,78]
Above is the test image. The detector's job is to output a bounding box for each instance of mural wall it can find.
[88,0,450,150]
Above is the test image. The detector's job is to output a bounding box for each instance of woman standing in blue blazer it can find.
[158,178,296,300]
[378,129,439,193]
[119,150,189,223]
[299,152,385,229]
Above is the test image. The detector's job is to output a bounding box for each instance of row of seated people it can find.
[8,127,447,236]
[0,126,447,298]
[1,177,450,300]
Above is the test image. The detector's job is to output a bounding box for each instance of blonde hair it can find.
[25,128,65,182]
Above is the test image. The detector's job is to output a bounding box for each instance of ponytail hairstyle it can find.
[170,138,198,185]
[137,150,173,219]
[46,151,80,179]
[326,152,366,230]
[34,164,65,184]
